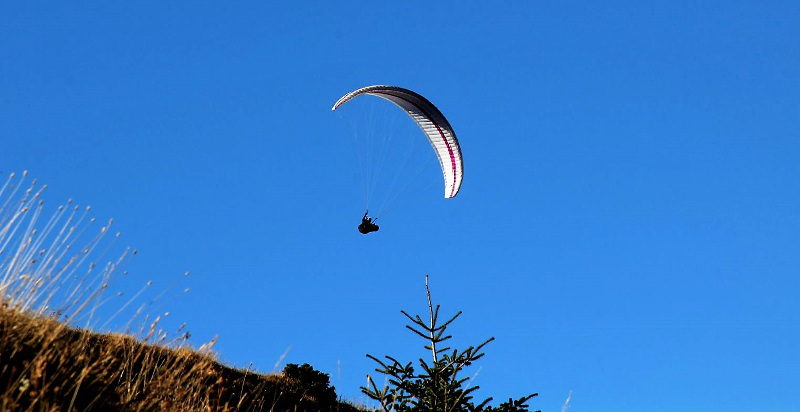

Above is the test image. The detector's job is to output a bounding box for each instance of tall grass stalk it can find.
[0,171,133,325]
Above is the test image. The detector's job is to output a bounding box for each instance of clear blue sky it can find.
[2,2,799,411]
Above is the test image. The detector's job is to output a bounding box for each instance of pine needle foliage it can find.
[361,276,539,412]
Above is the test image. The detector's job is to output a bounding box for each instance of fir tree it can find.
[361,275,539,412]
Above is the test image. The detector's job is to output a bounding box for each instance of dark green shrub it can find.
[283,363,338,406]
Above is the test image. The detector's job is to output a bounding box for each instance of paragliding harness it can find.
[358,211,379,234]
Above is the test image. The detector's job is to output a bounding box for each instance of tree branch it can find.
[426,274,437,363]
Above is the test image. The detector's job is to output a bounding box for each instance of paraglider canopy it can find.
[332,85,464,199]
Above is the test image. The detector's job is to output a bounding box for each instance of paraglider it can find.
[358,210,379,234]
[332,85,463,233]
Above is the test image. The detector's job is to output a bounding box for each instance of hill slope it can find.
[0,306,365,412]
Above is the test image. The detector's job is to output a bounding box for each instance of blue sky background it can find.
[2,2,799,411]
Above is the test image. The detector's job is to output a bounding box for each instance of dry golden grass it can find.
[0,305,365,411]
[0,172,366,412]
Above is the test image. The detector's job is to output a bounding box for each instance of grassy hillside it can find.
[0,305,365,411]
[0,173,367,411]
